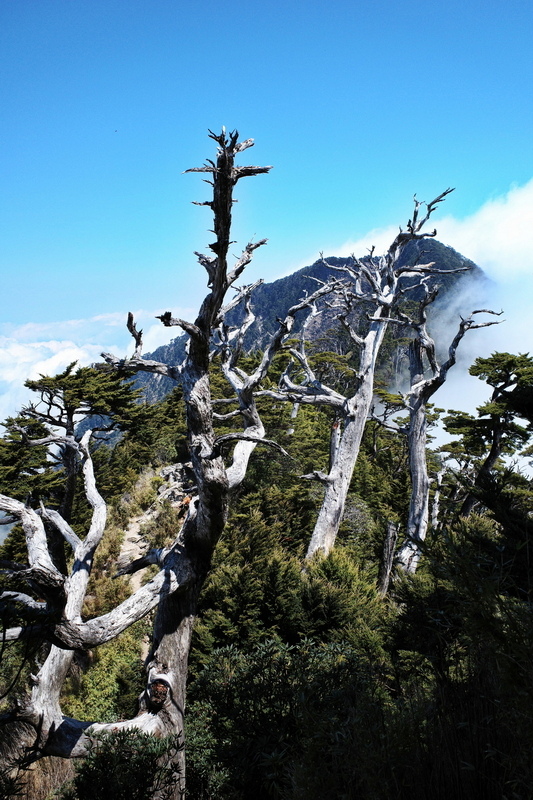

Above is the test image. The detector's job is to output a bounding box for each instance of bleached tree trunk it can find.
[430,468,445,531]
[259,189,473,562]
[396,339,432,572]
[305,317,388,558]
[0,131,274,798]
[396,306,500,573]
[0,430,108,759]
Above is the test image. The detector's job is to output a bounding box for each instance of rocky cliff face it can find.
[135,239,487,402]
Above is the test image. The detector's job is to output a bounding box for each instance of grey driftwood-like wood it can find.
[0,131,275,796]
[392,295,501,572]
[1,129,341,797]
[257,190,476,561]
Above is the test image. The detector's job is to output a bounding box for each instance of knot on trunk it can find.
[147,679,170,711]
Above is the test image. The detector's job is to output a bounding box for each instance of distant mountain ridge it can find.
[136,239,487,402]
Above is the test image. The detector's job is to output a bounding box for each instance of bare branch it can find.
[0,496,65,590]
[246,277,344,388]
[211,397,239,406]
[156,312,202,339]
[194,251,218,286]
[255,388,345,409]
[0,625,45,643]
[396,264,469,277]
[218,279,264,322]
[210,432,290,460]
[0,592,48,613]
[227,239,268,285]
[212,409,242,421]
[100,352,183,381]
[435,310,503,382]
[338,313,364,347]
[77,430,107,555]
[407,188,455,235]
[9,426,81,451]
[300,471,332,484]
[39,504,81,553]
[60,552,193,648]
[114,548,166,577]
[233,165,273,180]
[127,312,143,358]
[233,137,255,153]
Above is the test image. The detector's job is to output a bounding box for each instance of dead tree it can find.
[258,191,470,560]
[388,289,501,572]
[0,131,273,794]
[377,520,399,596]
[0,130,344,796]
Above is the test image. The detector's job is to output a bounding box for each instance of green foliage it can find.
[24,363,144,434]
[350,420,410,526]
[0,416,62,503]
[191,503,307,673]
[185,701,231,799]
[2,338,533,799]
[0,522,28,566]
[191,484,391,687]
[62,623,147,722]
[57,729,182,800]
[443,353,533,461]
[0,637,40,713]
[443,407,529,459]
[303,549,390,650]
[140,500,183,549]
[187,638,395,800]
[184,343,533,798]
[470,351,533,424]
[387,513,533,798]
[187,507,533,799]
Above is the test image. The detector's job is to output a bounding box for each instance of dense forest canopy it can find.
[0,131,532,800]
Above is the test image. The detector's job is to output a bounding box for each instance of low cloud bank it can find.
[332,178,533,284]
[0,309,192,423]
[0,335,117,424]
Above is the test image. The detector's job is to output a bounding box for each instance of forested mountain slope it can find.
[3,351,531,800]
[1,129,527,800]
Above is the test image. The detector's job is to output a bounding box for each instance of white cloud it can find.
[435,179,533,281]
[330,178,533,284]
[331,177,533,360]
[316,180,533,428]
[2,181,532,426]
[0,338,106,423]
[0,307,195,423]
[329,225,399,262]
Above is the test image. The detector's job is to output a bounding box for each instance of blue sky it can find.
[1,0,532,421]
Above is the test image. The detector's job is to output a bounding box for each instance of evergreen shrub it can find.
[56,729,181,800]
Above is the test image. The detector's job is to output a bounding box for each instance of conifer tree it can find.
[443,353,533,517]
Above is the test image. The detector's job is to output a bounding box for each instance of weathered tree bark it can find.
[0,131,274,797]
[305,315,388,558]
[395,303,500,573]
[0,430,107,762]
[377,520,398,596]
[0,131,348,795]
[259,190,474,561]
[396,338,434,573]
[430,468,445,531]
